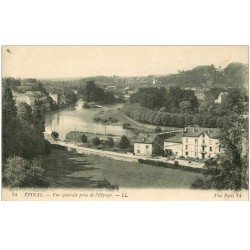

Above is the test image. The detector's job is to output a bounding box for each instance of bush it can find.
[154,126,161,133]
[104,137,115,147]
[91,137,101,146]
[191,177,207,189]
[3,157,44,188]
[81,134,88,143]
[51,131,59,139]
[122,122,131,128]
[119,135,130,149]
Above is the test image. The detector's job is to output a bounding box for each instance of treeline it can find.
[122,103,238,128]
[157,63,248,89]
[2,83,49,187]
[78,81,119,104]
[129,86,199,112]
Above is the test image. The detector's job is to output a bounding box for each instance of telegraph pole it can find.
[104,112,107,136]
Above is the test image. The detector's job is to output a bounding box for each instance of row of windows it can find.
[137,144,150,149]
[185,138,214,144]
[185,145,213,151]
[185,152,213,158]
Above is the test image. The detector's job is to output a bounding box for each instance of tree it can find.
[105,137,114,147]
[119,135,130,149]
[81,134,88,143]
[65,91,78,106]
[154,126,162,133]
[205,115,248,190]
[2,83,20,160]
[222,88,245,115]
[3,157,44,188]
[180,100,191,113]
[51,131,59,139]
[17,102,33,123]
[91,137,101,146]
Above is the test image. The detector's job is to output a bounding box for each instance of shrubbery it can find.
[123,103,230,128]
[3,157,44,188]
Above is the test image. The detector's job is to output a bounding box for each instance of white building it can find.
[164,126,221,160]
[195,90,206,101]
[215,92,228,104]
[13,91,45,106]
[134,133,163,156]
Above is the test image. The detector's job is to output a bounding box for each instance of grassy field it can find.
[39,149,204,189]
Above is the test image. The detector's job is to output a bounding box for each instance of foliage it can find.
[157,63,248,90]
[154,126,162,133]
[65,91,78,106]
[180,100,191,113]
[2,77,21,90]
[2,82,20,160]
[81,134,88,143]
[221,88,246,115]
[91,137,101,146]
[3,157,44,188]
[205,115,248,190]
[119,135,130,149]
[191,177,207,189]
[122,103,231,128]
[129,86,199,112]
[51,131,59,139]
[79,81,117,104]
[104,137,115,147]
[122,122,131,128]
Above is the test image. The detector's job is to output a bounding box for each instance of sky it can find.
[2,46,248,79]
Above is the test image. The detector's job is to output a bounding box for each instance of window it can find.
[185,145,188,150]
[137,150,140,153]
[203,139,205,143]
[146,145,149,149]
[202,133,205,138]
[195,139,198,143]
[185,152,188,156]
[186,138,188,143]
[210,147,212,152]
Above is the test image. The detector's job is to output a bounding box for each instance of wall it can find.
[134,143,152,156]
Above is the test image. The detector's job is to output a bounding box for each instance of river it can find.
[45,101,136,140]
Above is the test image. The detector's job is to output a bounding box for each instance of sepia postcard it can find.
[1,45,249,201]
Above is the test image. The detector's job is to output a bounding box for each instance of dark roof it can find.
[134,133,158,144]
[164,134,182,143]
[183,126,220,139]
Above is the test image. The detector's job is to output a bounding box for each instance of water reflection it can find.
[45,103,136,140]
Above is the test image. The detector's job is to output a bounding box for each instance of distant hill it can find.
[156,63,248,90]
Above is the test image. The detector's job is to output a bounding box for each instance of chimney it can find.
[184,127,187,132]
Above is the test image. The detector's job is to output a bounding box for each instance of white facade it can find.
[182,133,220,159]
[215,92,228,104]
[49,93,59,103]
[195,92,205,101]
[164,132,221,160]
[134,143,152,156]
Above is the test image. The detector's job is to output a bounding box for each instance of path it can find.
[44,133,205,169]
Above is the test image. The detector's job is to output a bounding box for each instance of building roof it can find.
[183,126,220,139]
[164,134,182,143]
[134,133,158,144]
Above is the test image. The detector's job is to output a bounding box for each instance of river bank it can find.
[93,107,181,134]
